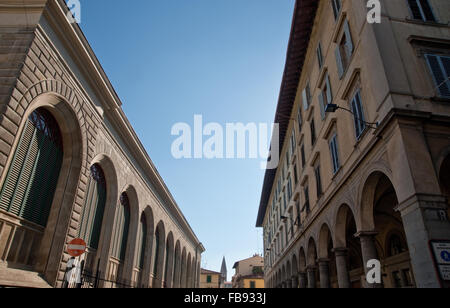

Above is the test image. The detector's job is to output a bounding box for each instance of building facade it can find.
[0,0,204,288]
[200,268,222,288]
[232,255,265,288]
[257,0,450,288]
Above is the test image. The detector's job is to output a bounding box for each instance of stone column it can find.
[318,259,330,288]
[396,194,450,288]
[356,231,382,288]
[292,275,299,288]
[333,248,351,288]
[306,266,316,288]
[298,272,307,288]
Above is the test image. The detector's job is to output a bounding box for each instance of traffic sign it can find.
[67,238,86,257]
[431,241,450,281]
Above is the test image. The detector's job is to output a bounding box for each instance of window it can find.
[301,145,306,168]
[408,0,436,22]
[331,0,342,20]
[317,43,324,69]
[315,165,323,198]
[304,186,310,214]
[79,164,107,250]
[310,120,317,145]
[250,281,256,288]
[329,134,340,174]
[135,214,147,269]
[283,190,287,210]
[298,107,303,129]
[302,83,312,110]
[425,54,450,98]
[335,19,354,78]
[294,164,299,184]
[290,130,296,155]
[351,90,366,139]
[287,177,293,201]
[207,275,212,283]
[0,108,63,227]
[319,73,333,119]
[112,193,131,261]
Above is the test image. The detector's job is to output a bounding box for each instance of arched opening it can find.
[439,154,450,219]
[318,224,337,288]
[361,172,414,288]
[286,261,291,288]
[186,253,192,288]
[180,247,187,288]
[0,99,83,285]
[0,108,63,269]
[335,204,363,288]
[109,192,131,286]
[291,254,298,288]
[133,213,147,287]
[78,164,107,273]
[306,238,319,288]
[152,221,166,288]
[163,232,174,288]
[173,241,181,288]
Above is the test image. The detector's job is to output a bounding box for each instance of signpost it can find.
[431,241,450,281]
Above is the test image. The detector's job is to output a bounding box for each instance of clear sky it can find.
[78,0,295,281]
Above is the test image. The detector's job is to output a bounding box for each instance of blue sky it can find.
[78,0,294,281]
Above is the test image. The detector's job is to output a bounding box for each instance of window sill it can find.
[404,18,448,28]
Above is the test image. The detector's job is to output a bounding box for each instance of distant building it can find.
[200,268,222,288]
[232,255,265,288]
[220,257,228,288]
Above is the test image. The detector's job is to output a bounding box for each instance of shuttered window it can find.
[408,0,436,22]
[315,165,323,198]
[329,134,340,174]
[351,90,367,139]
[135,214,147,269]
[331,0,342,20]
[111,193,130,261]
[0,108,63,227]
[78,164,106,250]
[425,54,450,98]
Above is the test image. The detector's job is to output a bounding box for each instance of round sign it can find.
[67,238,86,257]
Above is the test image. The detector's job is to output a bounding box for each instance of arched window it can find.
[111,193,130,261]
[154,229,160,274]
[0,108,63,227]
[79,164,106,250]
[388,234,407,257]
[135,214,147,269]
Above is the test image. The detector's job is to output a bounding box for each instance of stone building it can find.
[256,0,450,288]
[0,0,204,288]
[232,255,265,288]
[199,268,222,288]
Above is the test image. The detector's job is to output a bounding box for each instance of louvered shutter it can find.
[319,91,326,120]
[335,46,344,78]
[0,109,63,227]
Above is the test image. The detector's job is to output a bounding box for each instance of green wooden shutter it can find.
[111,193,130,261]
[79,164,107,250]
[0,109,63,227]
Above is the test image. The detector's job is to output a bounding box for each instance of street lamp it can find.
[325,104,379,129]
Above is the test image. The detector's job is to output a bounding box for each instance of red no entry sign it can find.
[67,238,86,257]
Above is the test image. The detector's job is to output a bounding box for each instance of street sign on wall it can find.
[431,241,450,281]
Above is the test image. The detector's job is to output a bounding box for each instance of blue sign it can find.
[441,251,450,262]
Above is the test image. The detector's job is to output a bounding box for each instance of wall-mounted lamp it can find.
[325,104,379,129]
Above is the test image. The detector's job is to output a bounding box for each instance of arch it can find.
[291,254,298,277]
[334,204,356,248]
[152,220,166,288]
[186,253,192,288]
[281,265,286,287]
[138,206,155,288]
[359,170,396,231]
[163,232,175,288]
[318,223,333,259]
[306,237,317,267]
[87,154,119,279]
[173,240,181,288]
[286,261,292,287]
[180,247,187,288]
[298,247,307,272]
